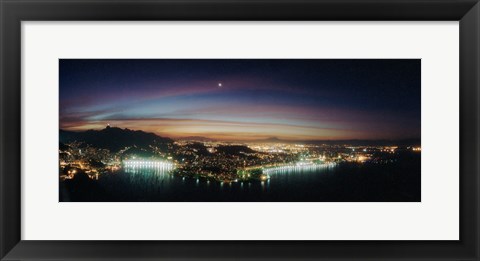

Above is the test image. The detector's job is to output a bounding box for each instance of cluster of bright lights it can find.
[123,160,175,169]
[263,162,336,174]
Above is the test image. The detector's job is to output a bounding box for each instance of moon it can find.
[218,82,223,88]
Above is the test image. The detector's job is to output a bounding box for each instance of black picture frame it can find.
[1,0,479,260]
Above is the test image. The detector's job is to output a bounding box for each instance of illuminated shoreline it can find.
[120,159,337,183]
[263,162,337,174]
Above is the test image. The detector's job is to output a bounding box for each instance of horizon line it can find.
[59,127,421,143]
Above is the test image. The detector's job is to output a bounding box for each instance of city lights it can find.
[263,162,336,175]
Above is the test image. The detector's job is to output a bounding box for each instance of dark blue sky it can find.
[60,59,420,141]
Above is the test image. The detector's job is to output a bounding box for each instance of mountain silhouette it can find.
[59,126,173,152]
[262,137,282,142]
[179,136,216,142]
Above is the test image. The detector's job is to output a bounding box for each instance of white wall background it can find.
[22,22,459,240]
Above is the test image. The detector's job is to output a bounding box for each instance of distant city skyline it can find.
[60,59,421,141]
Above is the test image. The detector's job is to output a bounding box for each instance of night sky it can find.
[59,59,420,141]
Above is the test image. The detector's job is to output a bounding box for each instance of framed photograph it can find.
[1,0,478,260]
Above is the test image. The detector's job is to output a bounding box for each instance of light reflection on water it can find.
[64,157,421,201]
[120,163,337,193]
[121,166,176,190]
[124,166,174,175]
